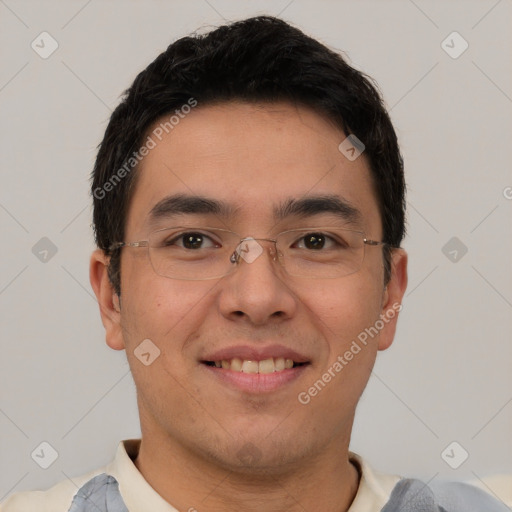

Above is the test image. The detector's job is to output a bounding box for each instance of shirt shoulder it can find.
[1,439,177,512]
[0,466,107,512]
[470,473,512,508]
[347,452,402,510]
[382,476,510,511]
[348,453,511,512]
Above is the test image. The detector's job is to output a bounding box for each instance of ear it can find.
[377,248,408,351]
[89,249,125,351]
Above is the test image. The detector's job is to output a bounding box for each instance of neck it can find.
[133,430,360,512]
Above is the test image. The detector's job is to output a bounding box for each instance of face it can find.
[91,101,407,473]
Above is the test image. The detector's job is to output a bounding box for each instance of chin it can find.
[199,434,313,476]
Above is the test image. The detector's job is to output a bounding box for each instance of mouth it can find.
[200,349,311,393]
[202,357,309,373]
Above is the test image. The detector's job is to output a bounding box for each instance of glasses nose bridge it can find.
[230,235,280,266]
[250,235,278,245]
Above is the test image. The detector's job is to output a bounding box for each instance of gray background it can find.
[1,0,511,503]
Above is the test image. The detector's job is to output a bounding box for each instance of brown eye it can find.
[303,233,326,250]
[182,233,205,249]
[293,232,344,251]
[163,232,218,250]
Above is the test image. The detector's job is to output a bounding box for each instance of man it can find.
[2,15,508,512]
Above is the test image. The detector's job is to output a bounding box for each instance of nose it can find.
[218,238,298,326]
[229,237,279,265]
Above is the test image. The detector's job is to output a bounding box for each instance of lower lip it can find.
[201,364,309,393]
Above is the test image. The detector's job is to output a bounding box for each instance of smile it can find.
[202,357,308,373]
[201,358,310,394]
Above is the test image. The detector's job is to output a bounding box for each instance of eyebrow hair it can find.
[147,193,362,226]
[275,195,363,226]
[148,193,239,224]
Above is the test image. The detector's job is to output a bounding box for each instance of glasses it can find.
[109,226,387,280]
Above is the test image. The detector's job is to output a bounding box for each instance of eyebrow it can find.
[147,193,362,226]
[275,195,362,226]
[148,193,238,223]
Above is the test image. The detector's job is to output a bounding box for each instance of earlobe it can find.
[89,249,125,351]
[377,248,408,351]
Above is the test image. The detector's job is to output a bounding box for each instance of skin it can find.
[90,101,408,512]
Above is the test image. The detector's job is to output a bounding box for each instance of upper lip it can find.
[201,344,310,363]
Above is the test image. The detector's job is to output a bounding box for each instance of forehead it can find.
[125,101,381,236]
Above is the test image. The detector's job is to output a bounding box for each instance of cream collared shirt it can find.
[0,439,401,511]
[3,439,510,511]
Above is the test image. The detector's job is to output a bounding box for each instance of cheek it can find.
[120,276,211,406]
[118,265,214,400]
[120,251,207,337]
[300,275,383,346]
[295,279,382,418]
[123,284,211,350]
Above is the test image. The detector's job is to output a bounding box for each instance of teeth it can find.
[212,357,300,373]
[258,358,275,374]
[231,357,242,372]
[241,360,259,373]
